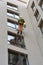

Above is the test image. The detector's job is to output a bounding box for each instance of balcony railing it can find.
[8,34,25,49]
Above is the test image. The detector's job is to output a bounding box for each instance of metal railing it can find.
[8,35,25,48]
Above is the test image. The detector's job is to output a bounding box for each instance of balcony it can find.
[8,31,25,49]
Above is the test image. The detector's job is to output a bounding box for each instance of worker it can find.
[17,17,26,35]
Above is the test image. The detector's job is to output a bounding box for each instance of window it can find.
[34,9,40,22]
[8,50,29,65]
[7,2,18,10]
[7,21,18,29]
[8,31,25,48]
[7,10,19,19]
[31,1,36,11]
[8,34,15,44]
[8,50,18,65]
[7,19,18,30]
[39,0,43,10]
[8,35,14,41]
[39,19,43,34]
[7,12,19,19]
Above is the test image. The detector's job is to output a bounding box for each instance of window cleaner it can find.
[17,17,26,34]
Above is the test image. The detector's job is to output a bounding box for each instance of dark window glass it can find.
[8,50,29,65]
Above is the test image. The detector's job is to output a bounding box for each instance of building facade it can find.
[0,0,43,65]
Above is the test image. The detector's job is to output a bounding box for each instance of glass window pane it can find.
[7,22,18,29]
[7,5,18,10]
[7,13,19,19]
[14,15,19,19]
[13,7,18,10]
[7,13,14,17]
[8,51,29,65]
[16,24,18,29]
[8,35,14,41]
[7,22,16,29]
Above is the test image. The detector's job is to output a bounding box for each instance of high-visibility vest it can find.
[18,24,23,32]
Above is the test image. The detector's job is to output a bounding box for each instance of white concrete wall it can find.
[0,1,8,65]
[0,0,43,65]
[27,0,43,57]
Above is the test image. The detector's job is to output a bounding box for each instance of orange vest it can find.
[18,24,23,32]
